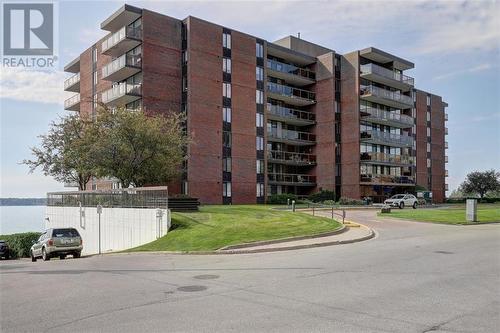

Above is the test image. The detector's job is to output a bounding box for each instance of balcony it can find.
[268,173,316,186]
[64,72,80,92]
[445,141,449,149]
[360,152,414,166]
[445,112,449,121]
[267,150,316,166]
[267,129,316,146]
[360,174,415,186]
[267,82,316,106]
[445,184,449,191]
[101,82,141,107]
[445,127,448,135]
[360,85,413,109]
[445,155,449,163]
[445,170,449,177]
[360,107,413,128]
[102,53,142,82]
[64,94,80,111]
[360,130,413,148]
[101,25,142,57]
[267,104,315,126]
[267,59,315,86]
[360,63,414,91]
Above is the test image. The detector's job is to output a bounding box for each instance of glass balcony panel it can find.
[102,82,142,106]
[267,59,315,80]
[360,106,413,128]
[267,82,316,105]
[267,150,316,165]
[360,63,414,86]
[101,26,142,56]
[64,72,80,92]
[268,173,316,185]
[360,152,414,166]
[360,85,413,109]
[360,174,415,185]
[360,130,413,147]
[64,94,80,111]
[267,104,315,125]
[102,53,142,81]
[267,128,316,145]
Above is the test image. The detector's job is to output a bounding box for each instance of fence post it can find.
[342,209,346,224]
[292,200,295,212]
[312,206,315,216]
[287,198,290,209]
[331,207,334,219]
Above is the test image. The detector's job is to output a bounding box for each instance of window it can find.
[256,42,264,58]
[223,157,232,172]
[427,127,431,137]
[223,182,232,197]
[256,183,264,197]
[427,158,431,167]
[256,67,264,81]
[223,107,231,123]
[426,111,430,122]
[256,90,264,104]
[256,160,264,174]
[427,142,431,152]
[182,51,188,64]
[426,95,431,106]
[223,131,231,147]
[223,58,231,74]
[256,136,264,151]
[182,76,188,91]
[223,82,231,98]
[93,71,98,85]
[256,113,264,127]
[92,48,97,63]
[223,32,231,49]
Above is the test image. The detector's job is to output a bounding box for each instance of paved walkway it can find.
[218,210,374,253]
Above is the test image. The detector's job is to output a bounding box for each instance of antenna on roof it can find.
[297,32,301,39]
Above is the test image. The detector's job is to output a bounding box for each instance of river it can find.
[0,206,46,235]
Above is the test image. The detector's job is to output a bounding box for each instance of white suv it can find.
[384,194,418,209]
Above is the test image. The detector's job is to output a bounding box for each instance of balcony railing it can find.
[360,174,415,185]
[445,112,449,121]
[360,107,413,128]
[445,170,449,177]
[267,150,316,165]
[101,82,142,105]
[445,141,449,149]
[267,104,315,124]
[360,130,413,147]
[267,59,315,80]
[445,127,448,135]
[268,173,316,185]
[64,94,80,111]
[445,155,449,163]
[102,25,142,54]
[64,72,80,91]
[267,82,316,102]
[360,63,414,86]
[360,85,413,108]
[360,152,414,165]
[267,128,316,144]
[445,184,449,191]
[102,53,142,80]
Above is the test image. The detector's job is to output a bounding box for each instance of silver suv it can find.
[31,228,83,261]
[384,194,418,209]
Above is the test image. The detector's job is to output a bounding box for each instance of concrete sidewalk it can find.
[218,214,374,254]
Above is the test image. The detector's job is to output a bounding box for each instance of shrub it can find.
[321,200,337,206]
[445,197,500,204]
[338,197,365,206]
[308,190,336,203]
[266,193,297,205]
[0,232,41,258]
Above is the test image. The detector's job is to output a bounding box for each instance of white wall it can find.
[45,206,171,255]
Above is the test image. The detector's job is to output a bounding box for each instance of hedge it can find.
[0,232,41,258]
[266,193,298,205]
[308,190,336,203]
[445,198,500,204]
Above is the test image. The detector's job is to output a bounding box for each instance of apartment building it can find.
[63,4,448,204]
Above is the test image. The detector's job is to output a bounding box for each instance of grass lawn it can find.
[378,204,500,225]
[129,205,342,252]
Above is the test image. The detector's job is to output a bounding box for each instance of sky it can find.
[1,0,499,197]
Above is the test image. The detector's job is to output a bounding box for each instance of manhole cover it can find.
[193,274,219,280]
[177,285,207,292]
[434,251,454,254]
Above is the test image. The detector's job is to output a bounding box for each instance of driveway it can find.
[1,210,499,332]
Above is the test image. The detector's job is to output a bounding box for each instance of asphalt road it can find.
[1,210,499,333]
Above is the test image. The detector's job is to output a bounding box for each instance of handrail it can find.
[361,107,413,126]
[268,173,316,184]
[102,25,142,53]
[360,85,413,106]
[102,82,142,104]
[64,72,80,90]
[360,130,413,146]
[267,128,316,142]
[64,94,80,108]
[360,152,414,165]
[267,82,316,101]
[102,53,142,78]
[267,59,315,80]
[267,150,316,164]
[267,104,315,122]
[360,63,414,85]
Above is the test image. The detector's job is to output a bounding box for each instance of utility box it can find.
[466,199,477,222]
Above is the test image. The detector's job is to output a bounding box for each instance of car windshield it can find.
[391,195,405,199]
[52,229,80,238]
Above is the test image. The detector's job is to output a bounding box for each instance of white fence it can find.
[45,206,171,255]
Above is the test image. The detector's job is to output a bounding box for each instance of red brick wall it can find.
[415,90,428,189]
[142,10,182,116]
[430,94,446,203]
[340,52,360,199]
[231,31,257,204]
[314,52,336,191]
[78,47,93,118]
[185,17,223,204]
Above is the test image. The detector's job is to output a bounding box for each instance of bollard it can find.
[287,198,290,208]
[292,200,295,212]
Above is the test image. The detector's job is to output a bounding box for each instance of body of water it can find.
[0,206,46,235]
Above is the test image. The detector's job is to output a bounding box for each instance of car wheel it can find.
[399,202,405,209]
[74,252,81,259]
[42,248,50,261]
[59,254,66,260]
[413,202,417,209]
[31,251,37,262]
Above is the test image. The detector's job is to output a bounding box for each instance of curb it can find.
[219,224,347,251]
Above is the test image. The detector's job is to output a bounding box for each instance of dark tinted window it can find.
[52,229,80,238]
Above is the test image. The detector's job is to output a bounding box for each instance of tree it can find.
[460,170,500,199]
[93,107,189,188]
[23,114,99,190]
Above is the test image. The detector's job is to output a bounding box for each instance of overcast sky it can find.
[1,0,499,197]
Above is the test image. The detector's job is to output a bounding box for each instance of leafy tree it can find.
[93,107,189,188]
[460,170,500,199]
[23,114,99,190]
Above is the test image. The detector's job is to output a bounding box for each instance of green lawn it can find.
[129,205,342,252]
[378,204,500,225]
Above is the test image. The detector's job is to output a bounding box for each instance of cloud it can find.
[0,68,70,105]
[433,63,496,80]
[79,28,106,44]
